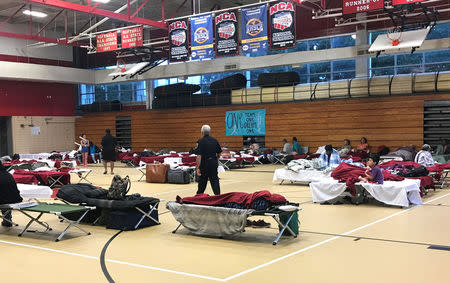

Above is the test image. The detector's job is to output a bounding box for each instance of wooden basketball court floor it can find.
[1,164,449,283]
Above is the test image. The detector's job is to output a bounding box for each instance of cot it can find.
[69,169,93,184]
[273,168,330,184]
[0,202,94,241]
[167,201,301,245]
[309,178,422,208]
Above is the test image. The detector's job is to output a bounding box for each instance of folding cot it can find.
[309,178,422,208]
[167,201,301,245]
[0,201,94,241]
[56,184,161,230]
[69,169,93,184]
[273,168,330,185]
[13,169,70,188]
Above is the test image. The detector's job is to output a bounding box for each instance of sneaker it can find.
[1,221,12,227]
[252,219,270,228]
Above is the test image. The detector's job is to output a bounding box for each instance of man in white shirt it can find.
[415,144,435,167]
[282,139,292,154]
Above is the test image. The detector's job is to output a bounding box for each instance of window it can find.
[79,81,147,105]
[333,60,356,80]
[426,22,450,40]
[331,35,355,48]
[308,38,331,51]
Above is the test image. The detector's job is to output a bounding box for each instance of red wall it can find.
[0,80,75,116]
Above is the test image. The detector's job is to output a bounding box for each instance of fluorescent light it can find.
[92,0,111,3]
[23,10,47,18]
[351,34,356,39]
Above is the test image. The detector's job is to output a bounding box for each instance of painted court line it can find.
[0,192,448,282]
[223,192,450,281]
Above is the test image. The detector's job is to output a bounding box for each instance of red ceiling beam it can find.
[131,0,150,18]
[0,4,26,29]
[0,30,83,46]
[169,0,188,19]
[36,9,65,35]
[24,0,167,29]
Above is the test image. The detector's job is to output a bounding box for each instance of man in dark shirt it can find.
[195,125,222,195]
[0,161,23,227]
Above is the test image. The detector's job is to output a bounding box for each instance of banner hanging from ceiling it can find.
[241,4,268,55]
[121,26,143,49]
[96,32,117,52]
[168,19,190,62]
[214,10,239,57]
[190,14,215,60]
[342,0,384,14]
[269,1,296,50]
[225,109,266,136]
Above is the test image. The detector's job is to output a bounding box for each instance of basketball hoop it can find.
[386,27,402,46]
[117,59,127,73]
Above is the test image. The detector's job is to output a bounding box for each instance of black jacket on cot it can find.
[194,136,222,170]
[0,163,23,204]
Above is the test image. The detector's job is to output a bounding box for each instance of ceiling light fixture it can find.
[91,0,111,3]
[23,10,47,18]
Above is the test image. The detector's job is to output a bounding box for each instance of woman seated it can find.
[338,139,352,157]
[357,137,370,153]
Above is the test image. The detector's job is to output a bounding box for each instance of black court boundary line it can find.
[300,230,449,248]
[101,230,123,283]
[421,203,450,207]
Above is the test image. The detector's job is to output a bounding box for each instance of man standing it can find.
[195,125,222,195]
[101,129,117,175]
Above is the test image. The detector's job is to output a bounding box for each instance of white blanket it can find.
[309,178,422,207]
[17,184,53,199]
[273,168,330,183]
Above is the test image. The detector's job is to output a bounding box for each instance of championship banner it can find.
[214,10,239,57]
[121,26,143,49]
[225,109,266,136]
[241,4,268,55]
[96,32,117,52]
[168,19,189,62]
[190,14,214,60]
[269,1,296,50]
[392,0,425,5]
[342,0,384,14]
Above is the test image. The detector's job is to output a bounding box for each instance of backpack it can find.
[107,175,131,200]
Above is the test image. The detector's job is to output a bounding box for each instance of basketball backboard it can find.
[368,27,430,53]
[108,62,150,80]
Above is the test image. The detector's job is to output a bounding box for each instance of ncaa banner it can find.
[168,19,189,62]
[214,10,239,57]
[190,14,214,60]
[241,4,268,55]
[226,109,266,136]
[269,2,296,50]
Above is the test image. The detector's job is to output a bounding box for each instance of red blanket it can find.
[331,163,404,195]
[12,174,39,185]
[13,169,70,186]
[426,163,450,180]
[177,190,287,209]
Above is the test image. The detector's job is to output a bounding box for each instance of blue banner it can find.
[190,14,214,60]
[241,4,268,55]
[225,109,266,136]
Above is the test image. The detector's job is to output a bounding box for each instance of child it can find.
[359,155,384,184]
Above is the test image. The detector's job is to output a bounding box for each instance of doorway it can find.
[0,116,13,156]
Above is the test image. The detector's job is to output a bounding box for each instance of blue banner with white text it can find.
[190,14,214,60]
[241,4,268,55]
[225,109,266,136]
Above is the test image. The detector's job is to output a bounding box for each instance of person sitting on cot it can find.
[0,161,23,227]
[319,144,341,169]
[358,155,384,184]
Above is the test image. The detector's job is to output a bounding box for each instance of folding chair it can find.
[70,169,93,184]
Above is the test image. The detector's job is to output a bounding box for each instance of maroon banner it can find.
[342,0,384,14]
[392,0,425,5]
[121,26,143,49]
[96,32,117,52]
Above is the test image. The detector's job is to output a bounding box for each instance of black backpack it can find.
[398,166,429,177]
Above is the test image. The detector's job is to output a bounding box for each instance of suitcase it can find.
[146,163,170,183]
[167,169,190,184]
